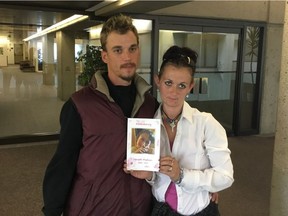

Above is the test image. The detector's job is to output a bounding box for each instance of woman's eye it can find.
[164,80,172,86]
[179,83,187,89]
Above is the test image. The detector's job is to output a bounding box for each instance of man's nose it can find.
[122,49,132,60]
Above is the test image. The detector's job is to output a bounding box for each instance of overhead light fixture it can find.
[86,0,117,12]
[23,14,89,42]
[0,37,9,44]
[91,0,134,15]
[87,19,152,40]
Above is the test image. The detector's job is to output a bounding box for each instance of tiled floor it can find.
[0,65,64,137]
[0,135,275,216]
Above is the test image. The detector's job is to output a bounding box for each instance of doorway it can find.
[155,22,264,136]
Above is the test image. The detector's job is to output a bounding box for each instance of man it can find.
[42,14,158,216]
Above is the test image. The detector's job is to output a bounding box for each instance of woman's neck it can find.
[161,105,183,133]
[161,105,183,119]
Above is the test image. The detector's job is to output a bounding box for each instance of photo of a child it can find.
[131,128,155,154]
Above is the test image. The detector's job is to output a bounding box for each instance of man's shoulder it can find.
[145,93,159,106]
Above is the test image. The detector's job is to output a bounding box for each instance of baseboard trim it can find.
[0,133,59,145]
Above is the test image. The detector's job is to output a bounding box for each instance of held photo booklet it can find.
[126,118,161,171]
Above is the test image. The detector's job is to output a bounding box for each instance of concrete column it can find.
[23,42,29,60]
[56,30,75,101]
[260,1,285,134]
[269,1,288,215]
[29,44,35,63]
[42,33,55,85]
[75,39,89,75]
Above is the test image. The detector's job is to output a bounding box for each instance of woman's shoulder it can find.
[183,102,215,122]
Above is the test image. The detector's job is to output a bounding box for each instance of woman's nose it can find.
[169,85,178,94]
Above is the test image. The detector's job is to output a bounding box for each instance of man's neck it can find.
[103,73,136,117]
[107,73,132,86]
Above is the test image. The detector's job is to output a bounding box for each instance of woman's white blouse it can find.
[150,101,234,215]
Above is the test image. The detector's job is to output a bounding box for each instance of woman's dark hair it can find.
[158,45,198,79]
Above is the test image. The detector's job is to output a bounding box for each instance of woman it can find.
[124,45,234,216]
[150,45,234,216]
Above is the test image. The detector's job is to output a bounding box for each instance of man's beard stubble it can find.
[120,63,137,82]
[120,74,135,82]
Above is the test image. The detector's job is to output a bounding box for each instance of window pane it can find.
[158,30,239,132]
[240,26,260,131]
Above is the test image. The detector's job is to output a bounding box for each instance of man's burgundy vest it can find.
[64,85,158,216]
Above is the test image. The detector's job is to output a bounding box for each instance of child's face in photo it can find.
[136,132,150,148]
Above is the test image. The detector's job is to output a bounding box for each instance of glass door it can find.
[238,26,262,133]
[157,28,240,135]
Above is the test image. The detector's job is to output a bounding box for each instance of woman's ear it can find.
[188,79,194,93]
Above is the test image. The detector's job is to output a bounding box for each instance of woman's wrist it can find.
[174,168,184,185]
[146,172,156,182]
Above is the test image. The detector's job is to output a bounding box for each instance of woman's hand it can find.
[123,160,153,180]
[210,192,219,204]
[159,156,181,182]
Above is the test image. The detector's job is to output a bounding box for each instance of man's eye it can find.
[164,80,172,86]
[129,46,138,53]
[113,48,122,54]
[179,83,187,89]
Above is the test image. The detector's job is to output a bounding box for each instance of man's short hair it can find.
[100,14,139,51]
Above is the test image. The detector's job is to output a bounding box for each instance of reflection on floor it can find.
[0,65,65,137]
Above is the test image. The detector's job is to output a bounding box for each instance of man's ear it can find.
[101,51,108,63]
[154,74,160,87]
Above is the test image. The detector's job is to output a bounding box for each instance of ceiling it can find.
[0,1,186,43]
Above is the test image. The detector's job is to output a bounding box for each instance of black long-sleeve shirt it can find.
[42,98,82,216]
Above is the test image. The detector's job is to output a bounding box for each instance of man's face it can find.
[101,31,140,86]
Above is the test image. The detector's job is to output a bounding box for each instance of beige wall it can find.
[149,0,286,135]
[261,1,284,134]
[149,1,284,22]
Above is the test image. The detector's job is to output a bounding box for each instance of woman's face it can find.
[155,65,194,109]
